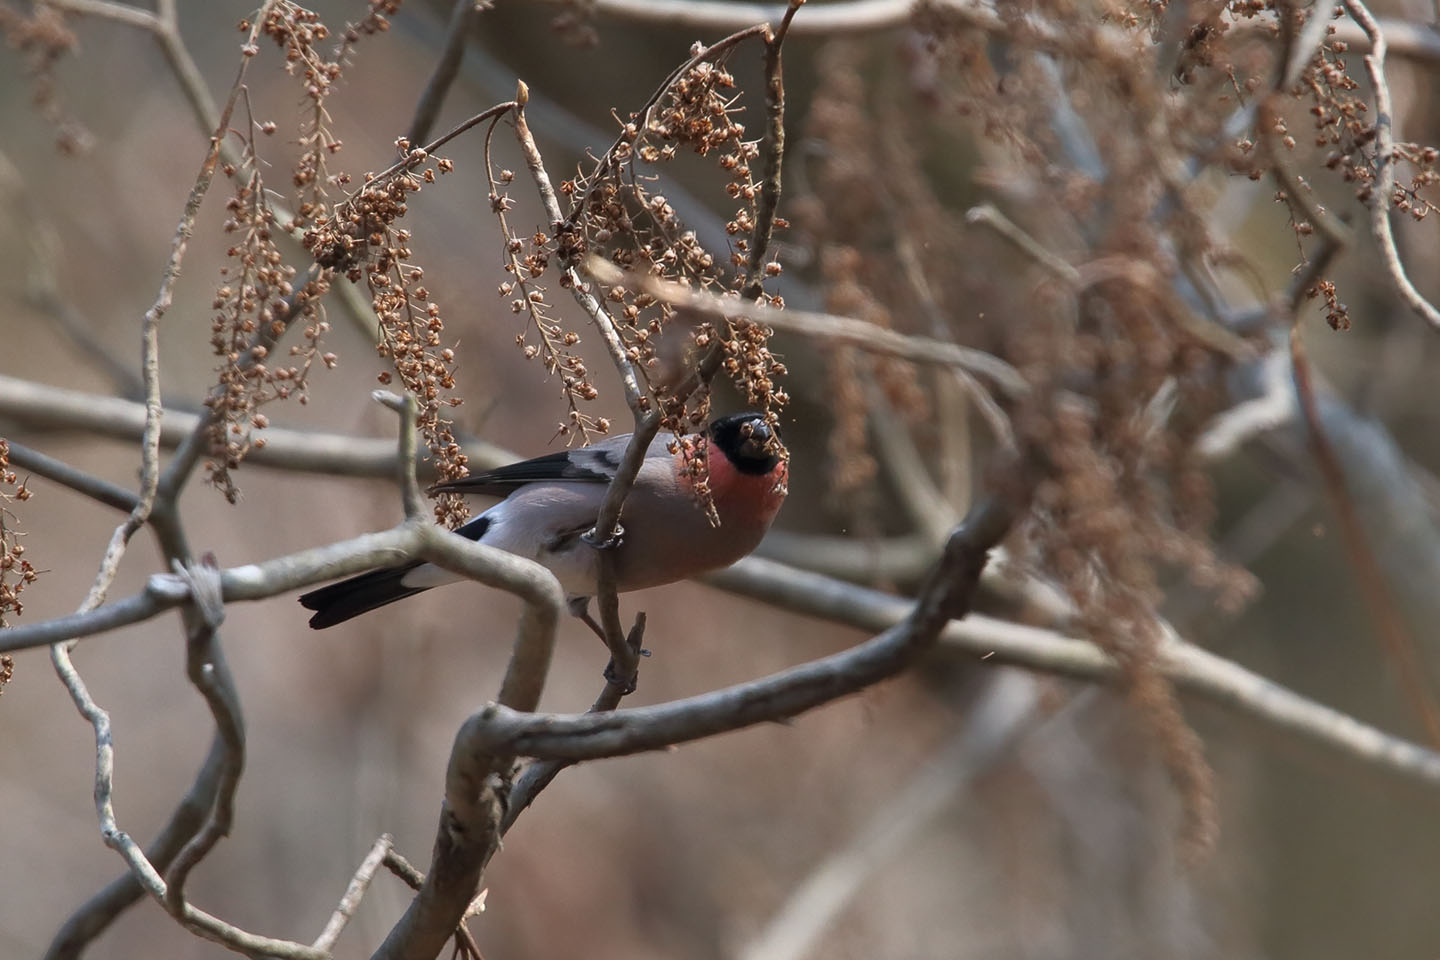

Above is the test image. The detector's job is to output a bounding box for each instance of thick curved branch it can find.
[454,494,1018,761]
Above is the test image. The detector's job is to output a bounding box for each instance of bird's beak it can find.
[739,418,776,459]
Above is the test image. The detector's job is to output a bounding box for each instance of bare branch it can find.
[313,834,395,952]
[1,517,564,655]
[500,615,647,834]
[1259,99,1352,250]
[0,375,515,479]
[374,391,426,521]
[511,89,663,682]
[40,0,161,31]
[370,534,563,960]
[69,0,264,614]
[585,258,1028,395]
[45,734,231,960]
[705,557,1440,788]
[755,530,937,582]
[964,203,1081,283]
[455,493,1020,761]
[738,0,802,301]
[48,638,328,960]
[0,440,139,513]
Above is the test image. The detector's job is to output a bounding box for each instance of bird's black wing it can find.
[429,435,633,497]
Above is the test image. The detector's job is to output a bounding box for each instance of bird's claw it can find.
[582,522,625,550]
[603,659,638,695]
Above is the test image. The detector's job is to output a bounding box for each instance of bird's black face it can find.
[708,413,783,475]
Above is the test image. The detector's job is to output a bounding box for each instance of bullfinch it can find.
[299,412,787,628]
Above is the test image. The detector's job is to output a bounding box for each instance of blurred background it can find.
[4,1,1440,958]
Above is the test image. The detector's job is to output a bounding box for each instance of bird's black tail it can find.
[299,564,428,629]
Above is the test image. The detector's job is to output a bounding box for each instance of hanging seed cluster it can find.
[489,162,607,444]
[1288,22,1440,223]
[1237,5,1440,328]
[210,3,467,524]
[205,157,329,504]
[0,439,37,628]
[484,43,790,497]
[575,54,788,436]
[851,0,1332,854]
[306,138,469,525]
[203,5,358,503]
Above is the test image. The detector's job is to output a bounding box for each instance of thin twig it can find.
[756,530,937,582]
[313,834,394,952]
[562,23,772,238]
[739,0,803,301]
[964,203,1080,283]
[384,848,426,891]
[1277,0,1340,93]
[894,233,999,473]
[48,641,326,960]
[0,441,140,513]
[40,0,160,30]
[374,391,426,521]
[45,0,382,340]
[351,101,520,204]
[45,735,229,960]
[514,95,649,414]
[1258,98,1352,250]
[867,388,957,546]
[511,92,662,594]
[376,849,488,956]
[72,1,262,614]
[586,258,1028,395]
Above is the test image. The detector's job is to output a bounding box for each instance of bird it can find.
[298,412,788,629]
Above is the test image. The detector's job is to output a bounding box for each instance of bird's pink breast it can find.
[704,441,788,527]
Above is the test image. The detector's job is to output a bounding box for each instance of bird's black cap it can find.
[708,412,783,475]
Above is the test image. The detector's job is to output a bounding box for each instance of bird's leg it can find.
[568,596,643,694]
[569,596,609,644]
